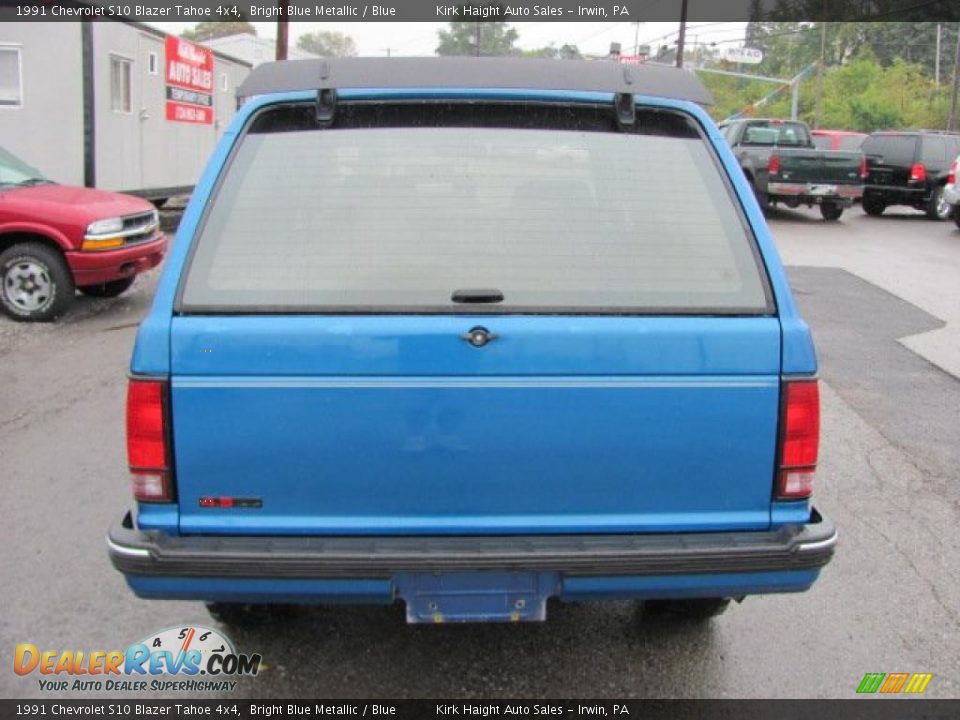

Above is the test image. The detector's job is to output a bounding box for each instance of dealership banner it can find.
[1,0,959,22]
[165,36,214,125]
[3,700,960,718]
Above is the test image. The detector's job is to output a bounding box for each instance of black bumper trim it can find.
[864,186,929,202]
[107,510,836,579]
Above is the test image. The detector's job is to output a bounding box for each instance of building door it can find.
[137,32,165,190]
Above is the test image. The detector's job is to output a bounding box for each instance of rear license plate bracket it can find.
[394,571,561,624]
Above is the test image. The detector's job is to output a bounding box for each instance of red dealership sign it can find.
[164,36,214,125]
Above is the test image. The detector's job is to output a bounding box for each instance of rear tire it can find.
[926,186,951,220]
[751,181,770,212]
[954,205,960,230]
[206,602,295,627]
[643,597,731,621]
[0,242,74,322]
[819,202,843,221]
[862,194,886,217]
[79,276,135,298]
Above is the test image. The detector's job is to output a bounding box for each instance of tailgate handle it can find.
[462,327,498,348]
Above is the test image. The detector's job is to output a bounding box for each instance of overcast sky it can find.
[148,21,750,58]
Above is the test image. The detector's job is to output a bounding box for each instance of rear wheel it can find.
[926,186,952,220]
[750,181,769,211]
[861,194,886,217]
[206,602,295,627]
[643,597,731,621]
[954,205,960,230]
[79,276,135,298]
[0,242,75,322]
[819,202,843,221]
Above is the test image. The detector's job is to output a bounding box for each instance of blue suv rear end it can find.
[108,58,835,625]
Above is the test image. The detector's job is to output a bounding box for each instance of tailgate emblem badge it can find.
[199,496,262,508]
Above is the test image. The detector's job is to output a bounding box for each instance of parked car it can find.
[861,130,960,220]
[811,129,868,152]
[0,146,167,321]
[943,154,960,229]
[718,118,865,221]
[107,58,836,626]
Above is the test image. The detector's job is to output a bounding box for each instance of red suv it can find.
[0,146,167,321]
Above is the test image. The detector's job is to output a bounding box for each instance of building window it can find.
[221,73,228,92]
[0,46,22,107]
[110,55,132,113]
[148,52,158,75]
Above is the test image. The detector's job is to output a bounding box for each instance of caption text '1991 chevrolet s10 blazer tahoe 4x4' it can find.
[107,58,836,625]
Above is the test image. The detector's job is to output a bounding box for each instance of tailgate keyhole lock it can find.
[462,327,497,348]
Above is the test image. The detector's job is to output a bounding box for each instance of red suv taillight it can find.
[768,154,781,176]
[776,379,820,499]
[909,162,927,183]
[948,160,956,186]
[126,378,173,502]
[858,155,868,180]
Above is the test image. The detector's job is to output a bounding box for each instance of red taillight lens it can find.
[909,163,926,182]
[126,378,173,502]
[859,155,868,180]
[768,154,781,175]
[947,161,956,186]
[777,379,820,499]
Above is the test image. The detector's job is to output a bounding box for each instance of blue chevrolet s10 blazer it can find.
[108,57,835,625]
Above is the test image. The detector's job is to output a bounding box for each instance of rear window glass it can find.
[862,135,917,166]
[920,136,947,165]
[838,135,865,151]
[180,103,770,314]
[741,121,809,147]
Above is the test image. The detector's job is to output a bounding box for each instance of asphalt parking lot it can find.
[1,205,959,699]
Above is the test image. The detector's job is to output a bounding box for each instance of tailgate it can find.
[866,161,911,188]
[170,316,782,535]
[780,150,862,184]
[863,134,918,187]
[167,99,782,538]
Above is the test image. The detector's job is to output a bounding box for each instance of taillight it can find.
[909,163,926,182]
[768,154,781,175]
[859,155,868,180]
[126,378,173,502]
[776,379,820,499]
[948,160,956,186]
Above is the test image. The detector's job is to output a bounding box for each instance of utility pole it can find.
[382,48,392,57]
[275,5,288,61]
[675,0,688,68]
[633,22,641,57]
[814,20,827,129]
[935,24,941,87]
[949,23,960,132]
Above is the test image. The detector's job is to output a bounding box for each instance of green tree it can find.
[181,22,255,43]
[436,21,519,57]
[521,44,582,60]
[743,21,960,81]
[701,50,951,132]
[296,31,358,58]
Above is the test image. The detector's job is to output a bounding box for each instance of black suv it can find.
[861,131,960,220]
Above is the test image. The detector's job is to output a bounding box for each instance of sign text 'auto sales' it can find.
[165,36,214,125]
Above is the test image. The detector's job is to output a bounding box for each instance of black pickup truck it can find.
[718,119,866,221]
